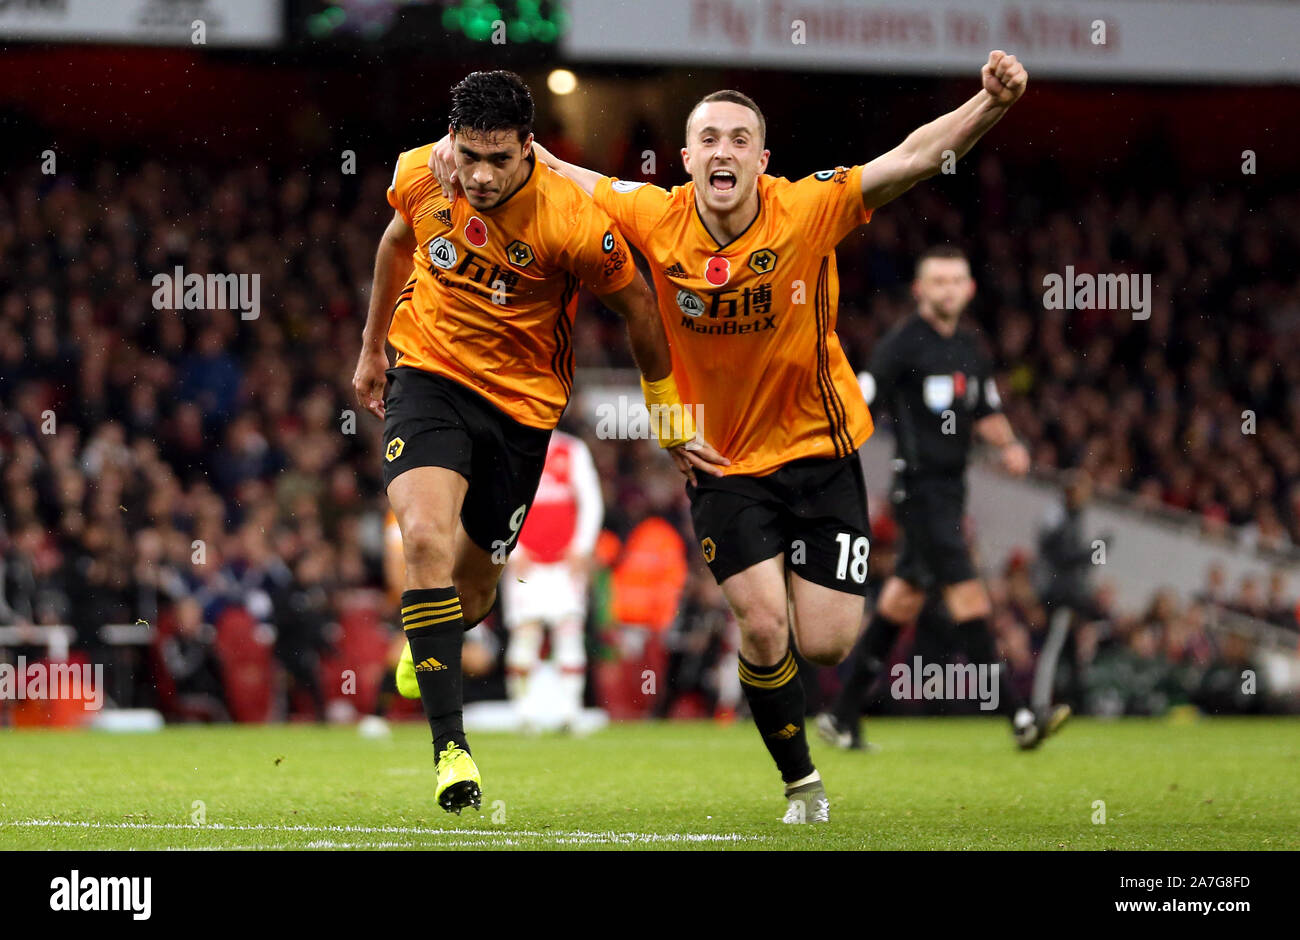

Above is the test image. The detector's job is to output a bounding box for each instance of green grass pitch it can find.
[1,717,1296,850]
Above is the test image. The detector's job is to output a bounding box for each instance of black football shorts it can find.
[381,366,550,555]
[687,452,872,596]
[891,473,977,589]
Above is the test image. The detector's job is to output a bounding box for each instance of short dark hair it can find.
[449,70,534,143]
[914,245,969,277]
[685,90,766,145]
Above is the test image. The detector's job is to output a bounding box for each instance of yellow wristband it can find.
[640,374,696,448]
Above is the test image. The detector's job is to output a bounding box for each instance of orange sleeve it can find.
[386,152,414,228]
[591,177,671,249]
[788,165,873,254]
[556,199,637,295]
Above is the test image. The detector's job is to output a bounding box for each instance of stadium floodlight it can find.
[547,69,577,95]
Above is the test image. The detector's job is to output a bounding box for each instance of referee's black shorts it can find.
[891,472,977,590]
[380,366,550,555]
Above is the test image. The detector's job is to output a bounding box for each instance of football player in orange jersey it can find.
[353,71,726,814]
[432,52,1030,823]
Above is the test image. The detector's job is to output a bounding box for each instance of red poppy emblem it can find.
[705,255,730,286]
[465,217,488,248]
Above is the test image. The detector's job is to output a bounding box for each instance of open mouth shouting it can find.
[709,168,737,194]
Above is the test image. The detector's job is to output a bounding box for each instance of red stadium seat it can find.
[593,627,669,720]
[214,606,274,723]
[319,605,391,716]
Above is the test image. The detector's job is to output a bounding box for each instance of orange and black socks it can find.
[402,587,469,755]
[739,651,814,784]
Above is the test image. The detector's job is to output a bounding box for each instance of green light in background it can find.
[532,18,557,43]
[464,11,495,41]
[307,3,349,37]
[443,0,566,44]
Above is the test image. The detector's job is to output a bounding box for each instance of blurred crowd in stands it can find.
[2,137,1298,723]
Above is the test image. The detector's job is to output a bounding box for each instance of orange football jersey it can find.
[593,166,874,476]
[387,146,636,429]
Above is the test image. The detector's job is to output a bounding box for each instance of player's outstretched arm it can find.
[859,50,1028,210]
[353,210,416,420]
[594,272,730,484]
[528,142,604,197]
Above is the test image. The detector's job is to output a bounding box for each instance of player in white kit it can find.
[500,429,604,729]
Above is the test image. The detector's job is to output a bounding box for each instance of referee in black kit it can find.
[818,246,1070,751]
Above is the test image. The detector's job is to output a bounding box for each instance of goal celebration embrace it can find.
[407,49,1046,822]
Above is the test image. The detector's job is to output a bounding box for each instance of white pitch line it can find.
[155,840,523,850]
[5,819,763,844]
[304,839,529,849]
[163,845,295,852]
[150,841,520,851]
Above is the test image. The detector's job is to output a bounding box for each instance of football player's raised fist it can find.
[982,50,1028,106]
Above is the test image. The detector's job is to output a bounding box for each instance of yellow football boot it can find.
[395,642,420,699]
[435,741,482,814]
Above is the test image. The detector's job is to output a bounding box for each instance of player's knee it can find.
[879,586,923,624]
[400,520,456,582]
[947,583,992,621]
[797,633,855,667]
[737,607,789,662]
